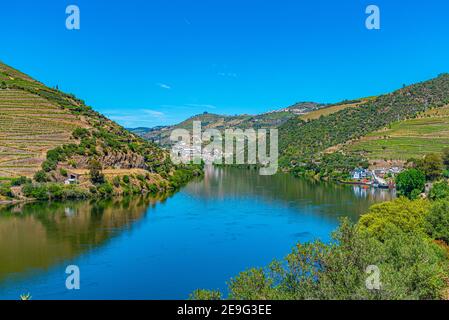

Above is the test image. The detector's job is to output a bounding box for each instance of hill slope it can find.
[344,104,449,161]
[278,74,449,168]
[131,102,327,146]
[0,61,199,200]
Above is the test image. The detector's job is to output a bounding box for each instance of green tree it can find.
[429,181,449,201]
[426,200,449,243]
[34,170,48,183]
[89,159,105,184]
[357,198,431,240]
[416,153,443,181]
[442,148,449,169]
[395,169,426,199]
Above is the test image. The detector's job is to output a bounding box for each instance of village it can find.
[346,166,403,189]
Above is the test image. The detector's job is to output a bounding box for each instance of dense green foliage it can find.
[291,152,369,180]
[426,200,449,243]
[22,183,90,201]
[415,153,444,181]
[358,198,431,240]
[278,74,449,169]
[395,169,426,199]
[429,181,449,200]
[89,159,105,184]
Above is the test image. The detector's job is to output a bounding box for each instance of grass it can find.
[347,106,449,160]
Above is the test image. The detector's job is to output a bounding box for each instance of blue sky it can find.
[1,0,449,127]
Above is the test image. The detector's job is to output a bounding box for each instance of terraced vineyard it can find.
[346,105,449,160]
[0,89,87,177]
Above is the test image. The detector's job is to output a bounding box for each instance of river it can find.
[0,167,394,299]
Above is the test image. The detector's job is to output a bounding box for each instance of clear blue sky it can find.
[1,0,449,127]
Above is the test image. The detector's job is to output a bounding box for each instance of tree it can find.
[395,169,426,199]
[429,181,449,201]
[442,148,449,169]
[426,200,449,243]
[34,170,48,183]
[416,153,443,181]
[89,159,105,184]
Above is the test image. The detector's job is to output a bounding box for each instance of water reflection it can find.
[0,167,395,299]
[0,195,167,282]
[186,166,394,220]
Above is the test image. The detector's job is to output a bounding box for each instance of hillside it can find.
[278,74,449,168]
[344,104,449,161]
[131,102,327,146]
[0,61,200,201]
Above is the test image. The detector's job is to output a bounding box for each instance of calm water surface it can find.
[0,167,394,299]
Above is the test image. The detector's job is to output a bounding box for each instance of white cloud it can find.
[186,103,217,109]
[157,83,171,90]
[217,72,238,78]
[142,109,165,118]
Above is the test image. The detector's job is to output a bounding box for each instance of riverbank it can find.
[0,165,204,205]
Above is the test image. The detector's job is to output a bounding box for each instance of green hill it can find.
[278,74,449,168]
[131,102,327,146]
[344,105,449,161]
[0,61,199,201]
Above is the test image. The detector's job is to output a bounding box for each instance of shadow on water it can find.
[0,194,170,283]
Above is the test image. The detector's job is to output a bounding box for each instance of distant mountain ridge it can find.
[130,102,329,146]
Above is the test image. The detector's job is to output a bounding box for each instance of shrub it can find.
[429,181,449,200]
[97,182,113,196]
[395,169,426,199]
[122,175,130,184]
[34,170,48,183]
[11,176,31,186]
[112,176,121,188]
[426,200,449,243]
[416,153,444,181]
[357,198,431,240]
[72,128,90,139]
[89,159,105,184]
[60,168,68,177]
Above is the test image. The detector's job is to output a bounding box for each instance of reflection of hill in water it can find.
[185,167,394,219]
[0,195,168,282]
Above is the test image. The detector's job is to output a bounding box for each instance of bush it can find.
[122,175,130,184]
[89,159,105,184]
[34,170,48,183]
[426,200,449,243]
[416,153,444,181]
[11,176,31,186]
[112,176,121,188]
[357,198,431,240]
[429,181,449,200]
[97,182,113,196]
[60,168,68,177]
[396,169,426,199]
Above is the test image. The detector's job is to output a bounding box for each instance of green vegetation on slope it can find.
[278,74,449,170]
[0,61,202,201]
[346,105,449,160]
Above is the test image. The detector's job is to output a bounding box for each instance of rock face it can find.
[100,151,146,169]
[70,151,147,170]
